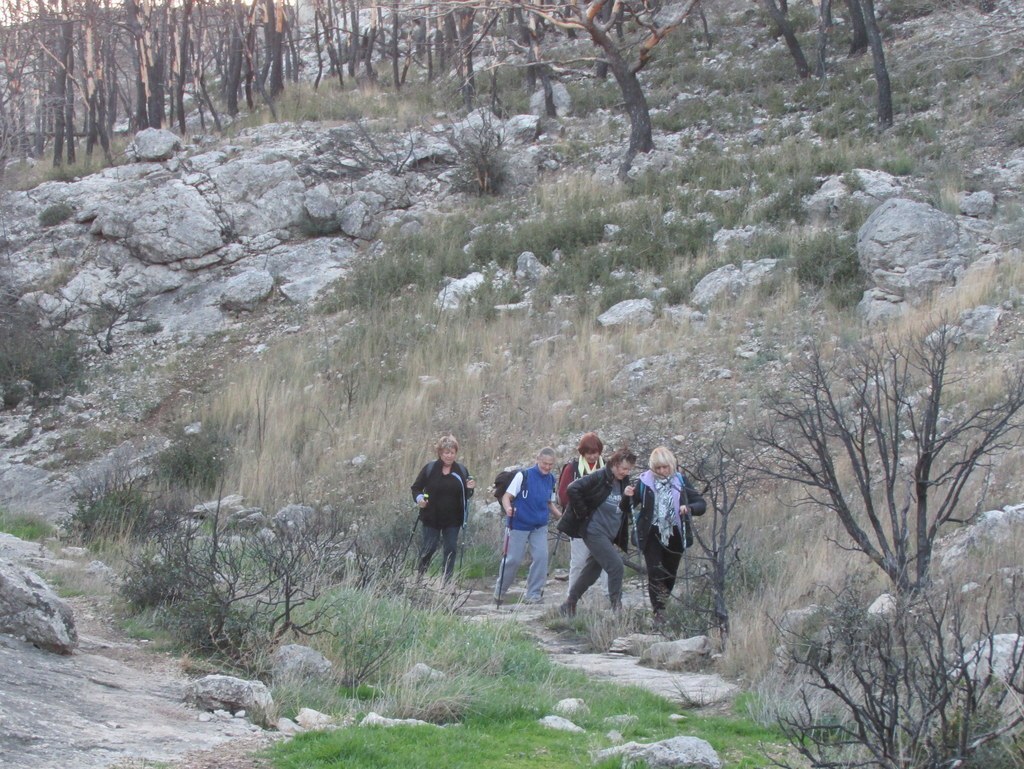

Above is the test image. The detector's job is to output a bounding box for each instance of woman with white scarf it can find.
[627,447,706,623]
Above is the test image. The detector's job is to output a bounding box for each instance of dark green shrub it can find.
[38,202,74,227]
[65,467,153,545]
[792,230,864,308]
[0,299,82,408]
[155,428,229,493]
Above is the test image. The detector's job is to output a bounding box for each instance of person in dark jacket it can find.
[410,434,475,584]
[556,432,606,600]
[627,446,706,623]
[559,447,637,616]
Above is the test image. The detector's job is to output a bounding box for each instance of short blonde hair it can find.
[435,434,460,456]
[648,446,676,472]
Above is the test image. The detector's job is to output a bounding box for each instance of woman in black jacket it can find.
[410,434,475,583]
[559,447,637,616]
[627,446,706,623]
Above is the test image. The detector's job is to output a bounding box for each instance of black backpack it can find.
[491,467,528,500]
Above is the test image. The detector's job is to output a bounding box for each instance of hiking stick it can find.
[496,521,511,609]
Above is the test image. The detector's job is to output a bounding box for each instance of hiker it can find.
[557,432,608,600]
[560,447,637,616]
[410,434,476,584]
[627,447,707,624]
[495,447,561,604]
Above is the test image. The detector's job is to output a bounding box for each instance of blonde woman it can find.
[627,447,706,622]
[410,435,476,584]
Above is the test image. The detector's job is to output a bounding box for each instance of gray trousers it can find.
[567,531,624,605]
[495,526,548,600]
[568,537,608,598]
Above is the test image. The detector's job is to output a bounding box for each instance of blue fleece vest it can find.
[510,465,555,530]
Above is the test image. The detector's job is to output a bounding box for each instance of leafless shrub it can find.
[449,110,508,196]
[774,581,1024,769]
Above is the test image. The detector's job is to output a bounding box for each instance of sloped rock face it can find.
[0,561,77,654]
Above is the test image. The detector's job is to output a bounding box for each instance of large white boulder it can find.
[594,735,722,769]
[185,674,274,726]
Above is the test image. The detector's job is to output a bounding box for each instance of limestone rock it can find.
[598,298,655,327]
[271,644,333,682]
[208,158,307,237]
[529,83,572,117]
[594,735,722,769]
[130,128,183,162]
[539,714,584,733]
[691,259,781,308]
[219,269,274,312]
[360,711,437,728]
[295,707,336,731]
[0,562,78,654]
[960,190,995,218]
[515,251,547,287]
[185,674,274,727]
[436,272,485,311]
[553,698,589,717]
[642,636,712,672]
[857,198,977,306]
[403,662,446,683]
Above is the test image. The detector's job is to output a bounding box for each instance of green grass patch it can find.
[0,508,54,541]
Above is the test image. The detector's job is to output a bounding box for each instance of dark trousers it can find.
[641,526,684,613]
[568,531,625,606]
[418,525,460,582]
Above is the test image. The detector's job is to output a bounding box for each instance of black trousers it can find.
[641,525,684,613]
[418,525,460,582]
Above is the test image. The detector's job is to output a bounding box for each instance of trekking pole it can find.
[405,494,427,573]
[496,506,512,609]
[458,478,471,575]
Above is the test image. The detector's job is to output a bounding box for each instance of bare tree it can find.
[776,583,1024,769]
[753,324,1024,593]
[683,436,753,644]
[518,0,701,176]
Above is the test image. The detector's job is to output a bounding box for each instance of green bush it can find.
[155,428,229,493]
[38,202,74,227]
[792,230,864,308]
[0,300,82,408]
[64,465,159,546]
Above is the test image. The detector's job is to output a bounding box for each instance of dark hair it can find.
[609,446,637,467]
[577,432,604,455]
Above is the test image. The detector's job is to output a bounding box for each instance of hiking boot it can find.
[609,595,622,612]
[558,600,577,617]
[521,595,544,605]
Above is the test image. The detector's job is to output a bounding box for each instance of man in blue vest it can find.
[495,447,561,604]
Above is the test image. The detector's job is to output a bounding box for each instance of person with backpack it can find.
[410,434,476,584]
[494,447,561,605]
[626,446,706,624]
[559,447,638,617]
[556,432,608,600]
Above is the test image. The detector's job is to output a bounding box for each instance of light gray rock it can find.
[338,192,385,240]
[598,298,655,327]
[937,504,1024,570]
[436,272,485,311]
[272,504,316,534]
[966,634,1024,684]
[218,269,274,312]
[515,251,547,287]
[958,305,1002,341]
[691,259,781,308]
[90,179,224,264]
[271,644,333,682]
[360,711,437,728]
[184,674,274,727]
[264,238,355,305]
[403,662,446,683]
[529,82,572,117]
[208,158,307,237]
[295,707,336,731]
[857,198,977,305]
[608,633,664,656]
[960,190,995,218]
[130,128,182,162]
[867,593,897,616]
[504,114,541,144]
[0,562,78,654]
[594,735,722,769]
[642,636,712,672]
[539,715,584,733]
[554,698,589,717]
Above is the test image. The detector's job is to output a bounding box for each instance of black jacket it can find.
[566,466,630,550]
[627,473,706,553]
[410,460,474,529]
